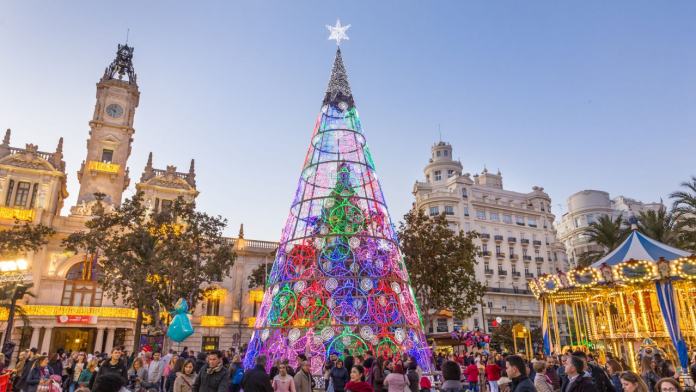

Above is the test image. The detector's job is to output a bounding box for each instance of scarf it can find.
[207,362,223,374]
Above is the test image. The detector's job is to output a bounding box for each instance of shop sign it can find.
[57,315,98,324]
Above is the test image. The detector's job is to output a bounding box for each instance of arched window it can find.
[62,262,103,307]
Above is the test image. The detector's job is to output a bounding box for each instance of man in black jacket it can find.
[17,348,38,392]
[193,350,230,392]
[241,354,273,392]
[90,348,128,390]
[505,355,537,392]
[343,349,354,372]
[195,353,208,374]
[562,356,597,392]
[568,352,614,392]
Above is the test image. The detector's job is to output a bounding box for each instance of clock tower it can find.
[73,43,140,213]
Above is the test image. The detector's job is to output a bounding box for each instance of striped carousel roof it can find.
[590,230,692,268]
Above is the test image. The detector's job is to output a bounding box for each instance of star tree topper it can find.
[327,19,350,45]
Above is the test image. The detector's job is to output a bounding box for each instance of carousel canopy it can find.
[590,230,691,268]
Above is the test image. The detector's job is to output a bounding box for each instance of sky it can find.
[0,1,694,240]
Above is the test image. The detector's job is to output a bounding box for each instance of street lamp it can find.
[0,259,30,349]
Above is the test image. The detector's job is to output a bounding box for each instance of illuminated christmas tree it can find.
[244,21,432,372]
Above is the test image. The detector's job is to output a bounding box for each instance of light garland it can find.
[674,257,696,280]
[0,305,138,320]
[249,290,265,303]
[89,161,119,173]
[205,287,228,301]
[200,315,225,327]
[568,267,600,288]
[0,207,35,221]
[539,275,561,294]
[614,259,657,283]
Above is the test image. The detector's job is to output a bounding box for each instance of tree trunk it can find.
[132,306,143,355]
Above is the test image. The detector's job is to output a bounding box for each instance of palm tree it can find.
[670,176,696,252]
[577,214,630,266]
[637,207,676,245]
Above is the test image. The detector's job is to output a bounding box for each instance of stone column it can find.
[29,327,40,350]
[94,328,105,353]
[104,329,116,354]
[41,327,53,354]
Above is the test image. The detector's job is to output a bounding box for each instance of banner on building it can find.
[57,315,98,324]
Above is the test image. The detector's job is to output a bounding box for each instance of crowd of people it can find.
[429,349,691,392]
[0,345,692,392]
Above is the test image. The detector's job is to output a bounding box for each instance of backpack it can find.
[232,367,244,385]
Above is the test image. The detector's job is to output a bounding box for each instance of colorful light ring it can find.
[246,102,432,371]
[614,259,658,283]
[568,266,601,288]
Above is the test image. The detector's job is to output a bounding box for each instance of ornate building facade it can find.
[0,44,276,356]
[413,141,570,340]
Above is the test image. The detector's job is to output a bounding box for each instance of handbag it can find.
[327,380,335,392]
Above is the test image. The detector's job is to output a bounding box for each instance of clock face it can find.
[106,104,124,118]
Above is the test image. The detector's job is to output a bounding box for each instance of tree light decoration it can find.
[244,44,431,373]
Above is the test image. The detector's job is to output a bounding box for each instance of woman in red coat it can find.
[464,362,480,392]
[485,357,502,392]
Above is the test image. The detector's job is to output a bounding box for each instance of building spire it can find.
[186,159,197,189]
[323,47,354,107]
[146,152,153,168]
[105,43,136,84]
[56,137,63,154]
[2,129,10,146]
[238,223,244,239]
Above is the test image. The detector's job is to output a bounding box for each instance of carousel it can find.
[532,212,695,372]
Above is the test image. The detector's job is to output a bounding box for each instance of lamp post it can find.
[0,259,30,349]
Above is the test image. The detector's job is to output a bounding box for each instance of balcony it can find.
[481,233,490,241]
[523,256,532,261]
[529,224,538,228]
[533,240,542,247]
[486,287,532,295]
[0,207,35,222]
[497,270,508,276]
[508,237,517,243]
[482,251,491,258]
[494,235,504,242]
[512,271,521,278]
[485,269,494,275]
[548,258,553,262]
[496,253,505,260]
[200,316,225,327]
[525,273,535,279]
[510,254,519,261]
[521,239,530,245]
[516,222,525,226]
[535,257,544,263]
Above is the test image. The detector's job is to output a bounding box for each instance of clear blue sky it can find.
[1,1,694,240]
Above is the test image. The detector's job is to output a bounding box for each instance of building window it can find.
[574,218,581,228]
[482,244,488,252]
[509,247,514,256]
[540,202,545,211]
[484,262,490,270]
[533,234,537,241]
[537,267,542,276]
[429,206,439,217]
[516,217,525,225]
[202,336,220,352]
[444,206,454,215]
[437,151,441,157]
[587,214,595,224]
[490,213,499,221]
[4,180,14,206]
[206,298,220,316]
[543,219,547,228]
[434,171,442,181]
[503,215,512,223]
[447,170,454,178]
[161,199,173,213]
[547,251,551,260]
[29,184,39,208]
[436,318,448,332]
[495,245,501,254]
[462,188,468,198]
[528,219,537,227]
[62,263,103,307]
[102,149,114,164]
[474,318,479,328]
[525,267,530,274]
[545,236,549,244]
[444,150,448,156]
[523,248,528,256]
[14,182,31,208]
[463,206,469,216]
[476,211,486,220]
[535,249,540,256]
